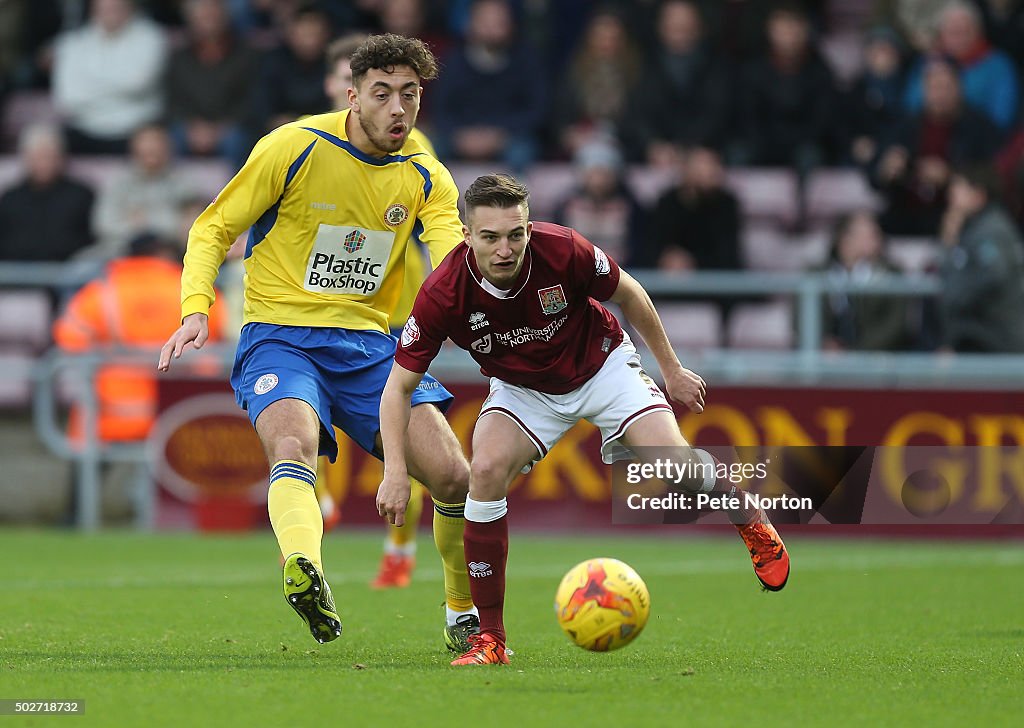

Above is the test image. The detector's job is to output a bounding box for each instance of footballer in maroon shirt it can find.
[378,175,791,666]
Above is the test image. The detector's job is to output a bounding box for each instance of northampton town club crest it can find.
[537,284,567,315]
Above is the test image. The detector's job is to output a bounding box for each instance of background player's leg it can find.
[372,480,424,589]
[256,398,325,572]
[453,411,538,658]
[399,403,477,640]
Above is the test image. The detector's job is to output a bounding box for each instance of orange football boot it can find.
[370,553,415,589]
[450,633,510,666]
[736,512,790,591]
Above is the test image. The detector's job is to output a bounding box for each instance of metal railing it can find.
[628,270,943,353]
[32,347,239,531]
[0,260,106,298]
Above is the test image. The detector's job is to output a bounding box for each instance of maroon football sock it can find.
[463,515,508,644]
[707,479,761,525]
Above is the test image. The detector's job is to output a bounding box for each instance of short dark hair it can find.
[464,174,530,218]
[769,0,809,23]
[954,163,1001,201]
[292,1,331,24]
[828,210,885,262]
[326,33,368,70]
[349,33,438,87]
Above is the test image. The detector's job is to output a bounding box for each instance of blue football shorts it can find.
[231,323,453,462]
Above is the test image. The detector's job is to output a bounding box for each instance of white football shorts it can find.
[478,333,675,469]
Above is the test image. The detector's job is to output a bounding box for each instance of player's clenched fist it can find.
[157,312,209,372]
[663,364,706,413]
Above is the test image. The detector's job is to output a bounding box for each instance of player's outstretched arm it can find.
[377,362,425,526]
[157,313,209,372]
[610,271,706,413]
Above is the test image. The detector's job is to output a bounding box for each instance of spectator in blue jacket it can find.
[903,0,1019,129]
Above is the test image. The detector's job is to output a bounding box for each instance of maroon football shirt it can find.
[395,222,624,394]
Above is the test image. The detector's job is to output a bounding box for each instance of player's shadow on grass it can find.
[7,648,497,672]
[6,649,355,673]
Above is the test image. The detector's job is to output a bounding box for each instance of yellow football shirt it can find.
[181,110,462,333]
[391,127,435,328]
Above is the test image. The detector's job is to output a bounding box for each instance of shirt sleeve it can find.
[180,129,297,319]
[570,229,621,301]
[414,160,464,270]
[393,286,448,374]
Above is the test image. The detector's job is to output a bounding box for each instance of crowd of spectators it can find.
[1,0,1023,353]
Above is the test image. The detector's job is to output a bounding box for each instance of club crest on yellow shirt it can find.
[384,203,409,227]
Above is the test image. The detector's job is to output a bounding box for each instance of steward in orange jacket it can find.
[54,233,226,443]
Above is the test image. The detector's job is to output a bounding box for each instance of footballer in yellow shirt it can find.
[322,32,434,591]
[158,34,476,651]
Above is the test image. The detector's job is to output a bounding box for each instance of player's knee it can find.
[270,434,318,466]
[469,456,513,501]
[428,456,469,503]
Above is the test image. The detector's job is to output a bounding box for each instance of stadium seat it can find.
[743,224,803,271]
[0,156,24,190]
[0,351,35,408]
[657,302,722,351]
[805,169,881,221]
[726,168,799,225]
[887,237,940,274]
[523,164,576,220]
[0,155,232,201]
[727,301,794,349]
[66,157,130,190]
[0,91,60,149]
[449,161,516,208]
[792,227,832,269]
[626,166,677,206]
[0,290,52,352]
[68,157,231,201]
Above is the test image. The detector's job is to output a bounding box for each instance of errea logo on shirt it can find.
[310,201,336,211]
[469,312,489,330]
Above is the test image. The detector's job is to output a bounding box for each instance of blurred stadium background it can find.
[1,0,1022,530]
[3,1,1024,724]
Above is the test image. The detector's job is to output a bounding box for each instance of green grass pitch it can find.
[3,530,1022,727]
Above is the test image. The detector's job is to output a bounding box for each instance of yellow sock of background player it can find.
[371,481,424,588]
[431,498,475,615]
